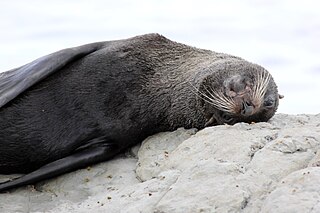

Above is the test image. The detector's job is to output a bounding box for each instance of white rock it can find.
[261,167,320,213]
[136,127,197,181]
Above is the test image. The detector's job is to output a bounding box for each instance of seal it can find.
[0,33,281,192]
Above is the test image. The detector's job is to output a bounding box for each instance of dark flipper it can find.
[0,144,119,192]
[0,42,105,108]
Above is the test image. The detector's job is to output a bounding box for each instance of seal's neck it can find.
[134,37,224,130]
[146,66,209,130]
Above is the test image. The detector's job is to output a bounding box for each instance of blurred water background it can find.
[0,0,319,114]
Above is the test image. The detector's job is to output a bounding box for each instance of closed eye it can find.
[264,98,274,108]
[221,113,234,123]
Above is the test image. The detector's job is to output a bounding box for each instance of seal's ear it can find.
[0,42,104,108]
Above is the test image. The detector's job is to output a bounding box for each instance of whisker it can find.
[205,85,228,104]
[208,89,235,111]
[253,70,271,104]
[188,82,236,113]
[188,82,216,105]
[204,86,235,112]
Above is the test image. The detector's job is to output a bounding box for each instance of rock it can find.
[261,167,320,213]
[308,149,320,167]
[1,114,320,212]
[136,127,197,181]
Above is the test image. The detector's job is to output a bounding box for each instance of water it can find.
[0,0,319,114]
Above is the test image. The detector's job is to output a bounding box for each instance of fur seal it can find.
[0,33,281,192]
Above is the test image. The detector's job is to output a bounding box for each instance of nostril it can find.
[241,101,254,116]
[242,101,252,109]
[245,101,252,107]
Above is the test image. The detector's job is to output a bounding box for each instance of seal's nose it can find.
[241,101,254,116]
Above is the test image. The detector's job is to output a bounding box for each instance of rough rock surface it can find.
[1,114,320,213]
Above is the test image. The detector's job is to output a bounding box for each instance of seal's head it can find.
[196,59,281,126]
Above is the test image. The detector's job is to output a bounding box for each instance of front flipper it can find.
[0,42,105,108]
[0,144,120,192]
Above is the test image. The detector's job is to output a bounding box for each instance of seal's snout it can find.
[233,94,255,116]
[241,100,254,116]
[224,75,259,116]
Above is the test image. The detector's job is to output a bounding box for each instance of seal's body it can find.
[0,34,280,191]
